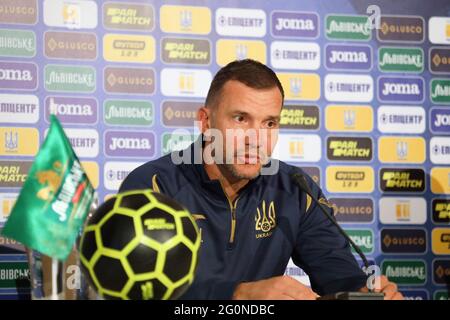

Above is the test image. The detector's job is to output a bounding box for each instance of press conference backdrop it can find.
[0,0,449,300]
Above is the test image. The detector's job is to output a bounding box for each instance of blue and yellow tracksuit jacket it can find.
[119,139,367,299]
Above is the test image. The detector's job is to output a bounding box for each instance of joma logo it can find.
[109,138,151,151]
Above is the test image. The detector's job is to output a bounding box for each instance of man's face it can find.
[206,80,282,180]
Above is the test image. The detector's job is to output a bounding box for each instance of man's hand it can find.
[232,275,319,300]
[359,275,404,300]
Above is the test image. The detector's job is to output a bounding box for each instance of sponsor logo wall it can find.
[0,0,449,299]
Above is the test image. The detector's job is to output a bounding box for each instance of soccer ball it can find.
[78,190,201,300]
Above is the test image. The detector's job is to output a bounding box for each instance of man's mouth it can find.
[235,152,261,164]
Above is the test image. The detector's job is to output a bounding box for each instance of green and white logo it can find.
[345,229,374,254]
[104,100,154,126]
[44,64,96,93]
[431,79,450,104]
[162,132,198,155]
[0,29,35,57]
[434,291,449,300]
[326,15,371,41]
[382,260,426,285]
[0,261,29,288]
[379,47,423,73]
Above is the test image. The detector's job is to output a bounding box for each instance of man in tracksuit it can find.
[120,59,403,300]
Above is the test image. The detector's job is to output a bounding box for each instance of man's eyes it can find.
[266,120,279,128]
[267,121,275,128]
[233,115,245,122]
[232,116,279,128]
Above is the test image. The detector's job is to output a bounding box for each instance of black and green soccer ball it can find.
[78,190,201,300]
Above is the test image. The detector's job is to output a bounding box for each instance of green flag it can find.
[1,115,94,260]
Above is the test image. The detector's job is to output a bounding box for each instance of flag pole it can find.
[51,258,59,300]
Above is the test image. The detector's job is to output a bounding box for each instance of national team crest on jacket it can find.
[255,200,276,238]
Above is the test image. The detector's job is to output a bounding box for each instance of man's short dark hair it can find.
[205,59,284,109]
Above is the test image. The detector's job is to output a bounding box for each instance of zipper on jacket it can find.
[219,181,240,248]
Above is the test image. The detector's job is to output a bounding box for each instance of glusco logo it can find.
[330,197,374,223]
[381,228,427,254]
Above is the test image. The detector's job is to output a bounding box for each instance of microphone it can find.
[290,172,370,270]
[292,172,385,299]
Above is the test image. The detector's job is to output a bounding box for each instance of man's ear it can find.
[197,107,211,133]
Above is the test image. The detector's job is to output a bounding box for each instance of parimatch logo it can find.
[432,199,450,224]
[379,168,425,193]
[327,137,372,161]
[103,2,154,31]
[0,160,32,188]
[280,105,319,130]
[162,37,210,65]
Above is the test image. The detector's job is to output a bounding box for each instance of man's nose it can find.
[244,127,262,147]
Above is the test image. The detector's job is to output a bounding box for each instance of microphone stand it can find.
[291,173,384,300]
